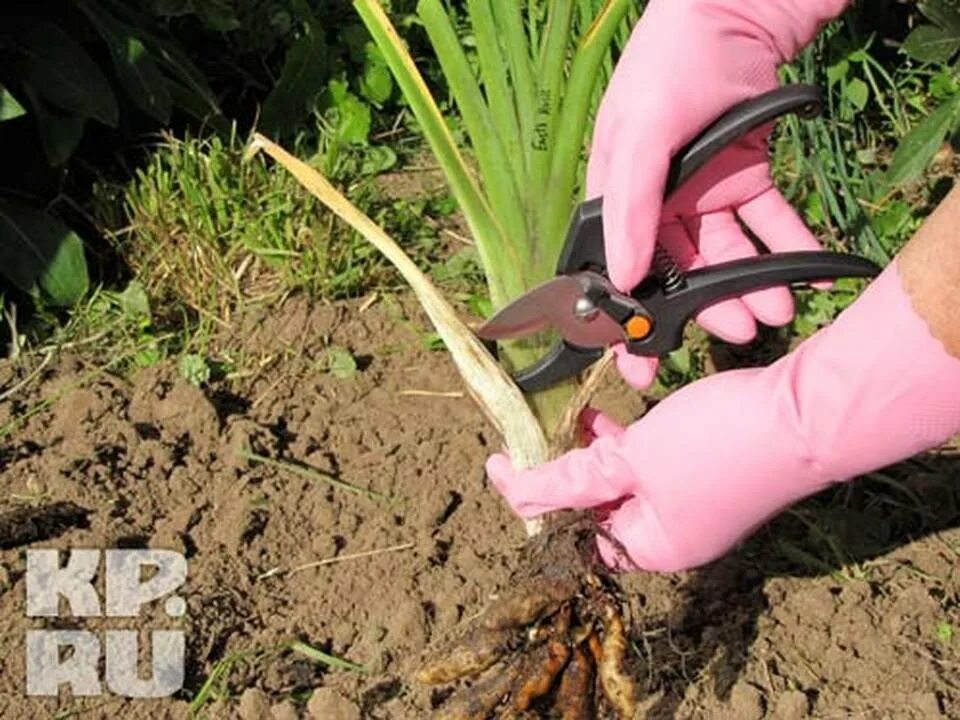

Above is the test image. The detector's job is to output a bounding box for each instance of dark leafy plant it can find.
[0,2,222,165]
[0,0,225,311]
[888,0,960,185]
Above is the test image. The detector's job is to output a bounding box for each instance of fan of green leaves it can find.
[353,0,638,428]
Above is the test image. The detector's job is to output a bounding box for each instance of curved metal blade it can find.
[476,274,625,348]
[476,276,582,341]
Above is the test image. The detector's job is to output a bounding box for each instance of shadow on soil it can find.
[627,450,960,719]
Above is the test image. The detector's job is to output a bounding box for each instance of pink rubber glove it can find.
[588,0,850,389]
[487,260,960,572]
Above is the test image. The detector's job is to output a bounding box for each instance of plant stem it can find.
[418,0,530,271]
[354,0,522,308]
[541,0,633,265]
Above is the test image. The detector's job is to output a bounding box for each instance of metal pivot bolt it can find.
[573,296,599,322]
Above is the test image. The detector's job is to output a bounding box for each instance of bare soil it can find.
[0,294,959,719]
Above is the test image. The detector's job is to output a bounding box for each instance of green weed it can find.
[93,121,457,331]
[241,449,385,501]
[188,640,365,718]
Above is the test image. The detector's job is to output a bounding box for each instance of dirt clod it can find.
[771,689,809,719]
[728,682,765,720]
[306,687,360,720]
[238,688,272,720]
[270,699,300,720]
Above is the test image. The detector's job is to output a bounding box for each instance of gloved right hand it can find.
[587,0,850,389]
[487,260,960,572]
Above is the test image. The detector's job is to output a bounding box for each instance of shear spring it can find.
[654,244,685,293]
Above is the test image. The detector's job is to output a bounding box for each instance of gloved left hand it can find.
[487,261,960,572]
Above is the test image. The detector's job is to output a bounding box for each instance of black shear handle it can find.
[630,251,881,356]
[512,252,880,393]
[557,85,824,276]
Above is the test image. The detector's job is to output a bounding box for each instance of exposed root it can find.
[433,659,523,720]
[511,639,571,711]
[417,514,640,719]
[482,573,580,631]
[556,642,596,719]
[597,601,640,718]
[417,626,521,684]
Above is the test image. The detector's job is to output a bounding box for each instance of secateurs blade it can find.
[476,85,882,393]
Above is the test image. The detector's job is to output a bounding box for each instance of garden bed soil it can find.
[0,294,958,719]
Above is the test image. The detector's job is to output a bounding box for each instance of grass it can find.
[241,448,386,501]
[188,640,366,718]
[93,123,457,329]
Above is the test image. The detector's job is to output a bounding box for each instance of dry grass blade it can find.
[550,348,615,455]
[246,133,549,535]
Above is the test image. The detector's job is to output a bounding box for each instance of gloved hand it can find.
[487,261,960,572]
[587,0,850,389]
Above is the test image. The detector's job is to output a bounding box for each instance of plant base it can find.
[415,512,640,719]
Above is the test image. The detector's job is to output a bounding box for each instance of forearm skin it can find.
[900,184,960,359]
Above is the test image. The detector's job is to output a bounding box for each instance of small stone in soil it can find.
[307,687,360,720]
[772,689,810,719]
[270,699,300,720]
[237,688,271,720]
[728,682,766,720]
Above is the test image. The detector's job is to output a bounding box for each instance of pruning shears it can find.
[476,85,881,393]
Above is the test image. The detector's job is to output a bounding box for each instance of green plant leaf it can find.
[83,7,173,123]
[0,199,89,306]
[36,108,86,166]
[260,19,329,137]
[421,332,446,351]
[0,85,26,121]
[324,79,371,145]
[195,0,241,31]
[843,78,869,111]
[541,0,632,266]
[360,145,397,174]
[118,280,151,321]
[886,97,959,186]
[416,0,528,276]
[22,85,86,166]
[919,0,960,34]
[78,0,220,122]
[359,44,393,105]
[937,621,954,643]
[151,0,194,17]
[116,36,172,121]
[826,58,849,87]
[21,21,119,127]
[665,346,692,376]
[354,0,520,308]
[135,344,163,368]
[902,24,960,63]
[288,641,367,673]
[930,68,960,100]
[326,345,358,379]
[178,354,211,386]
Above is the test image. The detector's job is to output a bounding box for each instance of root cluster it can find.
[416,518,639,719]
